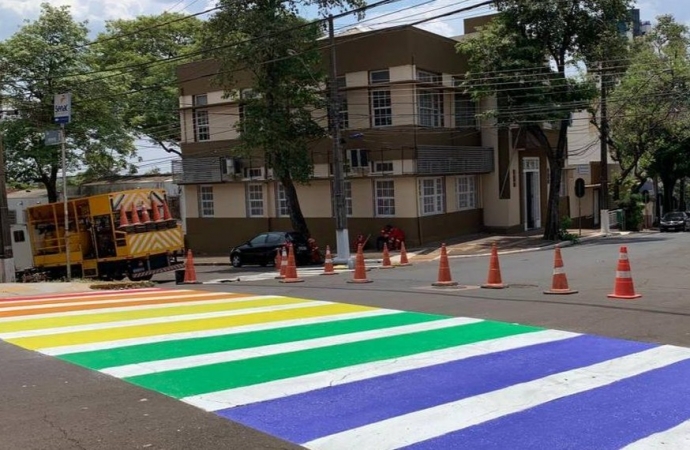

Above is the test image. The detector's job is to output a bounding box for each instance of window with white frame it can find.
[193,94,208,107]
[199,185,214,217]
[419,177,445,215]
[246,183,264,217]
[416,69,442,83]
[369,69,390,84]
[371,90,392,127]
[344,181,353,216]
[276,184,289,217]
[337,76,349,129]
[371,161,393,173]
[418,90,444,127]
[454,93,477,129]
[193,110,210,141]
[457,175,478,210]
[375,180,395,216]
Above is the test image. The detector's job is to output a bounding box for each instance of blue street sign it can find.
[44,130,61,146]
[54,93,71,124]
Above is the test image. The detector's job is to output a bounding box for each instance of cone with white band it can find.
[321,245,336,275]
[544,245,577,295]
[608,245,641,299]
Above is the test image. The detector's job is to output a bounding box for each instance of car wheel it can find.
[231,254,242,268]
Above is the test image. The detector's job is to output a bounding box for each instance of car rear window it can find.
[286,232,308,244]
[664,213,685,220]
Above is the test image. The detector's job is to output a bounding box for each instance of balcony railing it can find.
[416,145,494,175]
[172,157,223,184]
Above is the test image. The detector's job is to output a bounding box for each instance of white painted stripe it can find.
[182,329,579,411]
[0,298,326,340]
[0,290,205,312]
[0,288,167,307]
[622,419,690,449]
[620,253,629,260]
[41,309,401,356]
[0,294,277,322]
[616,271,632,278]
[304,345,690,450]
[102,317,482,378]
[553,267,564,275]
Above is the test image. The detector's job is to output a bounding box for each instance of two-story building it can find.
[174,19,554,255]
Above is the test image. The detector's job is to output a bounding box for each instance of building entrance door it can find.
[523,157,541,230]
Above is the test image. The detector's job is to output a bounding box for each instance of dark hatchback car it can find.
[659,212,689,232]
[230,231,311,267]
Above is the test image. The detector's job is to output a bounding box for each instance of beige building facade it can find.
[174,24,556,255]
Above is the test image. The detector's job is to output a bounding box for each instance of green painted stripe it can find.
[59,312,444,370]
[125,321,541,398]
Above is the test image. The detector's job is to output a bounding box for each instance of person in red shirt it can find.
[388,226,406,251]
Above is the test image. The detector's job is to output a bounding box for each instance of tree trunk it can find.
[544,155,563,241]
[661,175,677,213]
[280,176,310,237]
[41,165,60,203]
[680,178,686,211]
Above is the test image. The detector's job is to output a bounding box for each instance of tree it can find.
[456,0,631,240]
[94,13,205,157]
[0,3,136,202]
[205,0,363,236]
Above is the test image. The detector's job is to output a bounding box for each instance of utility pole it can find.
[61,123,71,281]
[0,131,15,283]
[599,65,611,235]
[328,14,350,265]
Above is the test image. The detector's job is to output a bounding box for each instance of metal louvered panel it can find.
[416,145,494,175]
[172,157,222,184]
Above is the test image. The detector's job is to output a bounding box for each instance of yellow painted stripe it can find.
[9,303,377,350]
[0,296,308,333]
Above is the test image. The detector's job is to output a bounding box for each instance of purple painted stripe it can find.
[216,334,654,444]
[402,357,690,450]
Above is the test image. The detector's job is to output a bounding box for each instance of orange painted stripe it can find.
[0,288,163,303]
[0,290,189,309]
[0,293,249,318]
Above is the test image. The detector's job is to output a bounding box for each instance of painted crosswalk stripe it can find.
[10,302,376,350]
[0,291,225,314]
[623,419,690,449]
[303,345,690,450]
[58,311,432,369]
[42,309,399,356]
[127,321,541,399]
[409,357,690,450]
[102,317,481,377]
[0,288,163,303]
[183,329,577,411]
[0,298,326,340]
[218,334,655,444]
[0,294,270,321]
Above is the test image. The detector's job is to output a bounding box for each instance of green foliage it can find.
[558,216,579,243]
[93,13,205,155]
[0,3,136,202]
[456,0,631,241]
[617,193,644,231]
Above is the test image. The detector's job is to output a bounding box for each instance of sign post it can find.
[54,93,72,281]
[575,178,586,237]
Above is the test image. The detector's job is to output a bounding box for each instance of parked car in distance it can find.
[230,231,311,268]
[659,212,689,232]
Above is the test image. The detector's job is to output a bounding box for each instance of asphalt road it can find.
[3,230,690,449]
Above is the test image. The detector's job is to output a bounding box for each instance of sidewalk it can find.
[0,282,95,298]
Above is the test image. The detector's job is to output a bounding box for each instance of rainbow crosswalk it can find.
[2,287,690,449]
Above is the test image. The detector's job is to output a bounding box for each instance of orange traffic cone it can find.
[277,246,288,279]
[608,246,641,299]
[140,206,152,223]
[162,201,177,228]
[151,202,163,222]
[398,241,411,266]
[321,245,336,275]
[274,247,283,279]
[432,244,458,287]
[130,203,141,225]
[118,205,130,229]
[482,243,506,289]
[381,243,394,269]
[544,246,577,295]
[280,244,304,283]
[183,249,200,284]
[347,244,372,283]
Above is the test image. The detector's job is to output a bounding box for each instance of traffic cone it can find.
[274,247,283,279]
[162,201,177,228]
[118,205,130,229]
[380,243,394,269]
[183,249,200,284]
[347,243,372,283]
[140,206,152,224]
[482,243,506,289]
[544,246,577,295]
[398,241,412,266]
[608,246,642,299]
[321,245,337,275]
[432,244,458,287]
[130,203,141,225]
[277,246,288,279]
[280,244,304,283]
[151,202,163,222]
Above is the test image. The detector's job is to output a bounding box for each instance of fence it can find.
[609,209,625,229]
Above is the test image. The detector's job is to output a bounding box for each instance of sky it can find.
[0,0,688,173]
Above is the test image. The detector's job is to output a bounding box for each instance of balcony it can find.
[172,157,223,184]
[416,145,494,175]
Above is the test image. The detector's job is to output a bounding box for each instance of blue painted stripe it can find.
[402,357,690,450]
[216,334,655,444]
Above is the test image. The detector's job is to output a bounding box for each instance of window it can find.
[372,161,393,173]
[371,90,392,127]
[419,177,445,215]
[7,210,17,225]
[369,69,390,84]
[266,233,283,244]
[337,76,349,129]
[250,234,268,245]
[375,180,395,216]
[193,95,208,107]
[243,167,264,179]
[193,110,210,141]
[13,230,25,243]
[198,186,214,217]
[276,184,289,217]
[457,175,478,210]
[347,149,369,169]
[417,70,442,83]
[418,89,444,127]
[247,183,264,217]
[344,181,353,216]
[455,93,477,129]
